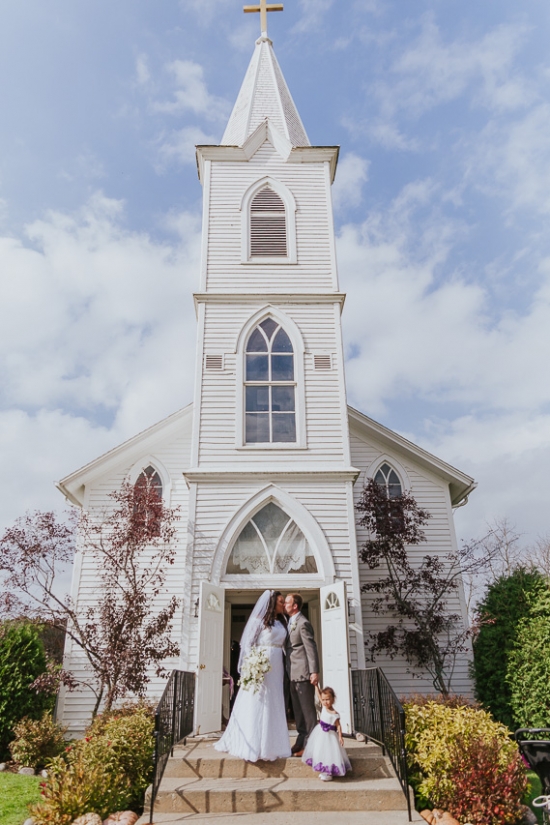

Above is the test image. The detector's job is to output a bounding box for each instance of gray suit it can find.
[285,613,320,751]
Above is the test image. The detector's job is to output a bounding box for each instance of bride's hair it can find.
[263,590,283,628]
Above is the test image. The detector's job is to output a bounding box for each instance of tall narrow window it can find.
[245,317,296,443]
[134,465,163,535]
[250,187,287,257]
[374,462,402,498]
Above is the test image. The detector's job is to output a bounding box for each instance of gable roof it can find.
[348,406,476,507]
[221,35,310,148]
[57,402,475,509]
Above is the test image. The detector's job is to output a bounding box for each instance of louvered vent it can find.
[314,354,332,370]
[205,354,224,370]
[250,187,287,257]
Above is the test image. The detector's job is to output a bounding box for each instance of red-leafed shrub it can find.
[434,734,527,825]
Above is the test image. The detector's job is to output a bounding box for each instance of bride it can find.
[215,590,291,762]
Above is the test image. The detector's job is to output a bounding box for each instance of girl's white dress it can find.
[215,621,291,762]
[302,706,352,777]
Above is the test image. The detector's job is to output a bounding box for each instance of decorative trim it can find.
[235,305,306,449]
[183,469,360,482]
[209,484,336,586]
[240,176,297,264]
[362,454,411,493]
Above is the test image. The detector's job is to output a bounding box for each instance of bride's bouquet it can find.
[238,646,271,693]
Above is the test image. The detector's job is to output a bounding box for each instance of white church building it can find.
[56,29,476,738]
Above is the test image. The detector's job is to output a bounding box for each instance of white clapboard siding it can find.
[349,429,473,697]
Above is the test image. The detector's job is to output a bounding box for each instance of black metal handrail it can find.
[149,669,195,823]
[352,667,411,821]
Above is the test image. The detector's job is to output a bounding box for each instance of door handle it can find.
[199,664,206,670]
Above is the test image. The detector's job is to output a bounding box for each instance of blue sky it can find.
[1,0,550,553]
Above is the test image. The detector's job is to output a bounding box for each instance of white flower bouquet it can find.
[238,646,271,693]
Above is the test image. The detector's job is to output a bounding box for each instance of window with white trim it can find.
[374,462,402,498]
[250,186,287,257]
[245,317,296,443]
[226,502,318,575]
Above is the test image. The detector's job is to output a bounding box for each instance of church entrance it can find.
[221,589,322,725]
[194,581,353,736]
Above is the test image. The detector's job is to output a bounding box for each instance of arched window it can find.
[245,317,296,443]
[250,187,287,257]
[134,465,163,534]
[226,503,318,575]
[374,462,402,498]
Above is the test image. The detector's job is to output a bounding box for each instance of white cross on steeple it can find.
[243,0,284,37]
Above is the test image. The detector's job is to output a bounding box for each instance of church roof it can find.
[221,35,310,148]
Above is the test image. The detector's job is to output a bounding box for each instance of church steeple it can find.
[221,36,310,148]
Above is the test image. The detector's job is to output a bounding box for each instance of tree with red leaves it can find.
[0,477,180,716]
[357,479,487,696]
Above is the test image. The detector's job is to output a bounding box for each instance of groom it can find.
[284,593,320,757]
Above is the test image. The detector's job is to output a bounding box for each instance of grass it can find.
[525,770,544,825]
[0,773,42,825]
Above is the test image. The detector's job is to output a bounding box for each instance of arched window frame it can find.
[240,177,297,265]
[209,485,334,587]
[235,307,306,449]
[364,455,410,498]
[128,457,172,504]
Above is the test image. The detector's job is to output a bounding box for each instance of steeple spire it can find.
[243,0,284,38]
[221,36,310,147]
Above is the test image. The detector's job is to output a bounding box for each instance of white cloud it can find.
[156,126,219,169]
[471,103,550,216]
[293,0,334,34]
[153,59,229,121]
[136,54,151,86]
[0,193,201,535]
[332,153,370,212]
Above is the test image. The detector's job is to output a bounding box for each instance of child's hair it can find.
[321,686,336,701]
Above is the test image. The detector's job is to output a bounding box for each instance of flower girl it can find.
[302,686,351,780]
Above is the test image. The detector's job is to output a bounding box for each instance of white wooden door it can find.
[194,581,225,735]
[320,581,352,734]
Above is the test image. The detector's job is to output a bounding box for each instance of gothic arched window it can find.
[245,317,296,443]
[250,187,287,257]
[374,462,402,498]
[226,503,318,575]
[134,465,163,534]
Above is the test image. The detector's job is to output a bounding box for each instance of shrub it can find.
[9,712,68,769]
[0,621,52,759]
[472,567,547,729]
[433,734,527,825]
[507,586,550,727]
[30,703,155,822]
[404,700,522,812]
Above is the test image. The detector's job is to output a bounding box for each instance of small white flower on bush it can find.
[239,646,271,693]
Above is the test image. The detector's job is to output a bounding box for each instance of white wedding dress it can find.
[215,620,291,762]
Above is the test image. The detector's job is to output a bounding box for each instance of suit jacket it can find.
[285,613,320,682]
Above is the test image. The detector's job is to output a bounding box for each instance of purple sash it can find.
[320,720,337,732]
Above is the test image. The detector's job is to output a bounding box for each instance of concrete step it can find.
[164,739,391,781]
[148,775,409,814]
[137,810,423,824]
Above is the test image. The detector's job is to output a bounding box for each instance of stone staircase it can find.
[138,734,421,825]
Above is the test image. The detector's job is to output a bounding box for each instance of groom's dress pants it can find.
[290,680,317,750]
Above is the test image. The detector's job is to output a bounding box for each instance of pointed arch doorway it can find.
[194,491,353,736]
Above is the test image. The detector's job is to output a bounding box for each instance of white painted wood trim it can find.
[209,484,336,585]
[127,455,173,503]
[324,160,340,292]
[194,293,346,307]
[345,479,366,668]
[199,160,211,292]
[240,176,297,265]
[333,302,353,468]
[191,303,206,467]
[234,305,306,449]
[362,453,412,493]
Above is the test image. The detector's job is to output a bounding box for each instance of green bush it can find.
[0,621,52,759]
[404,699,524,814]
[507,586,550,727]
[472,567,547,729]
[9,712,68,769]
[30,702,155,822]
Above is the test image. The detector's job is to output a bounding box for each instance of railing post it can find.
[170,670,179,757]
[376,668,387,756]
